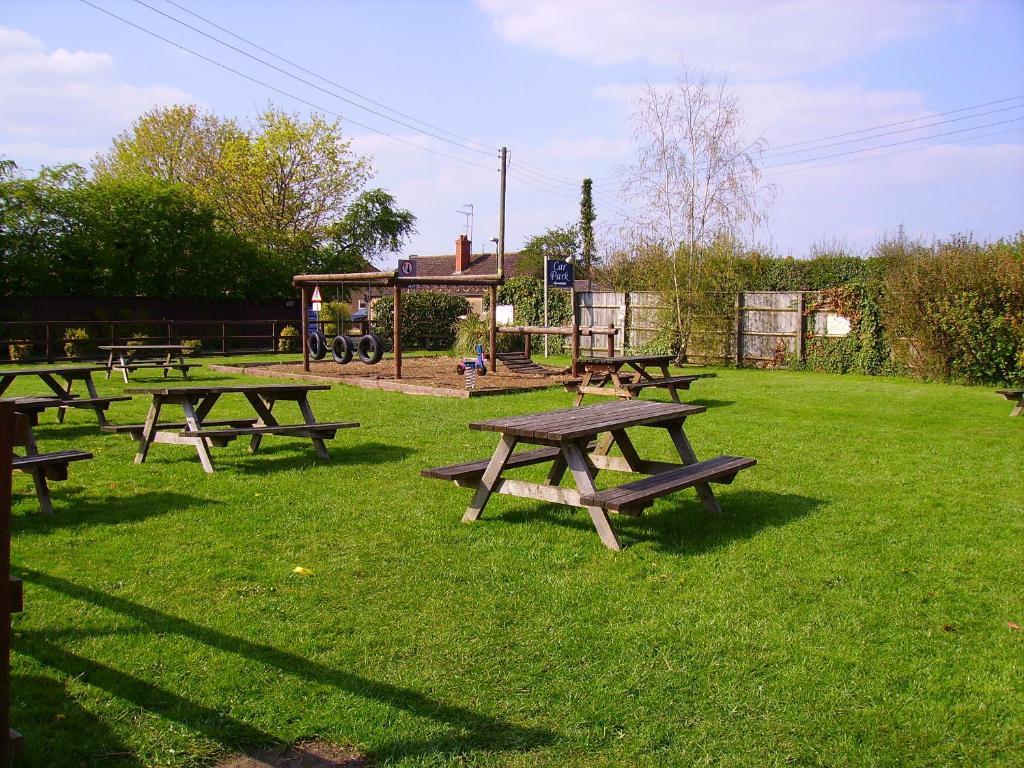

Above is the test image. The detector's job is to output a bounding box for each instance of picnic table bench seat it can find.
[101,418,259,436]
[996,389,1023,416]
[622,374,700,393]
[12,449,93,478]
[115,361,198,371]
[179,421,357,439]
[422,442,598,487]
[579,455,756,514]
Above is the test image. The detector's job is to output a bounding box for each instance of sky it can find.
[2,0,1023,267]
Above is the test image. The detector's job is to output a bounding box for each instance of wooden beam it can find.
[488,285,497,374]
[393,284,402,381]
[300,286,309,373]
[294,271,396,285]
[396,275,504,286]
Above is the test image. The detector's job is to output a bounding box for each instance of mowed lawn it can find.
[6,359,1022,767]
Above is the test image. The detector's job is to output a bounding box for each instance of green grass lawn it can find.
[5,357,1022,767]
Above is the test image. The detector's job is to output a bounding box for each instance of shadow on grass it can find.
[12,491,216,533]
[684,398,735,410]
[497,489,821,553]
[229,442,416,474]
[12,673,143,766]
[28,423,107,442]
[19,569,556,763]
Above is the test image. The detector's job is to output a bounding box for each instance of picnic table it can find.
[0,365,129,426]
[105,383,357,473]
[565,354,704,406]
[98,344,198,382]
[422,399,755,551]
[9,410,92,515]
[996,389,1023,417]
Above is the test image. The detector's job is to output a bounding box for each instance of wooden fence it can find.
[1,319,300,362]
[576,290,836,366]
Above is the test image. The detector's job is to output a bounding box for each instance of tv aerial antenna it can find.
[457,204,474,243]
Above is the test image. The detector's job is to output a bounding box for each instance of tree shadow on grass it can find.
[228,442,416,474]
[29,423,108,442]
[12,673,143,766]
[685,398,735,410]
[18,569,556,764]
[11,491,217,534]
[496,489,822,554]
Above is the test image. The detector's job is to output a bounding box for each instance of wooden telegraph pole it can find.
[491,146,507,374]
[0,401,22,760]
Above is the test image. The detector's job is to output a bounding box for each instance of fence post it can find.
[734,293,744,367]
[44,323,52,362]
[271,321,277,353]
[524,333,531,358]
[221,323,227,355]
[797,293,806,362]
[622,292,631,354]
[167,321,173,345]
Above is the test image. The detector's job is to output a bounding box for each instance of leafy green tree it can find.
[518,224,580,279]
[316,188,416,273]
[580,178,596,278]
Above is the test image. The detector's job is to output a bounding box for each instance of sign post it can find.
[544,259,574,358]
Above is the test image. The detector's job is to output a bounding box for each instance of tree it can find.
[579,178,596,278]
[623,63,773,361]
[324,188,416,267]
[517,224,580,279]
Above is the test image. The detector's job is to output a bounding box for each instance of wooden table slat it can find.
[125,384,331,396]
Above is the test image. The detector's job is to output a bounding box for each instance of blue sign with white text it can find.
[547,259,574,288]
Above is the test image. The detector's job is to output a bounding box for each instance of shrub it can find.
[493,276,572,355]
[62,327,90,359]
[882,234,1023,384]
[7,343,32,361]
[126,332,150,347]
[452,314,518,356]
[319,300,350,337]
[372,292,470,351]
[278,325,299,352]
[180,339,203,356]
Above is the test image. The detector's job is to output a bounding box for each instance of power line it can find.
[762,117,1024,170]
[130,0,492,158]
[766,95,1024,151]
[761,103,1024,160]
[763,125,1024,177]
[160,0,499,155]
[79,0,496,171]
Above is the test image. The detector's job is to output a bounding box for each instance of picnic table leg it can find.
[563,440,621,551]
[297,395,329,460]
[545,453,568,486]
[133,395,163,465]
[179,353,190,379]
[609,429,644,472]
[82,373,108,427]
[120,353,131,384]
[573,371,593,407]
[1012,395,1024,417]
[0,375,13,397]
[17,420,54,516]
[243,394,279,454]
[666,422,721,514]
[162,351,172,379]
[463,434,517,522]
[180,397,215,473]
[39,373,74,424]
[105,350,115,379]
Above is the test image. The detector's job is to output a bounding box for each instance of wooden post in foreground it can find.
[488,285,498,374]
[301,286,310,372]
[0,401,22,759]
[393,284,402,380]
[796,292,806,362]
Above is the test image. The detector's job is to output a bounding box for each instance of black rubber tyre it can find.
[308,331,327,360]
[331,335,354,364]
[357,333,384,365]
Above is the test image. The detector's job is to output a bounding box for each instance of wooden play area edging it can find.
[206,363,537,398]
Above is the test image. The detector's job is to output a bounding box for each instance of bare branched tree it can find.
[623,62,774,361]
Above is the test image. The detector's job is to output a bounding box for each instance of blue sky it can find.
[3,0,1022,266]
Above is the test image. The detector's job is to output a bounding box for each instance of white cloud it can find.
[0,26,192,166]
[478,0,962,79]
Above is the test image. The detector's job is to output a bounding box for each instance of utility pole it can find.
[497,147,507,279]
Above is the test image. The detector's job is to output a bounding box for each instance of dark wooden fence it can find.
[1,319,301,362]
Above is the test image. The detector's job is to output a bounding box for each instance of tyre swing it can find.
[308,328,328,360]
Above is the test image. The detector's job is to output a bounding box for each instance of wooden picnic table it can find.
[566,354,703,406]
[422,399,754,551]
[98,344,198,382]
[8,410,92,515]
[0,365,128,426]
[108,383,357,473]
[996,389,1023,417]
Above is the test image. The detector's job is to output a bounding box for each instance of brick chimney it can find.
[455,234,472,273]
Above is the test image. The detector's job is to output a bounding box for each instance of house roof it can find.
[400,251,522,295]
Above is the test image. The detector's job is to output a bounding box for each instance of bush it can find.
[882,234,1023,384]
[7,343,32,361]
[62,327,90,359]
[126,332,150,347]
[319,300,350,337]
[372,292,470,351]
[278,325,299,352]
[452,315,519,356]
[493,276,573,355]
[180,339,203,356]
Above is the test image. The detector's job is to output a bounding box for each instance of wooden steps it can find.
[497,352,565,376]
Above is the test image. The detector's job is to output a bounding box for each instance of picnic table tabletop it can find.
[471,399,704,441]
[0,365,107,378]
[98,344,186,351]
[125,383,331,396]
[579,354,674,367]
